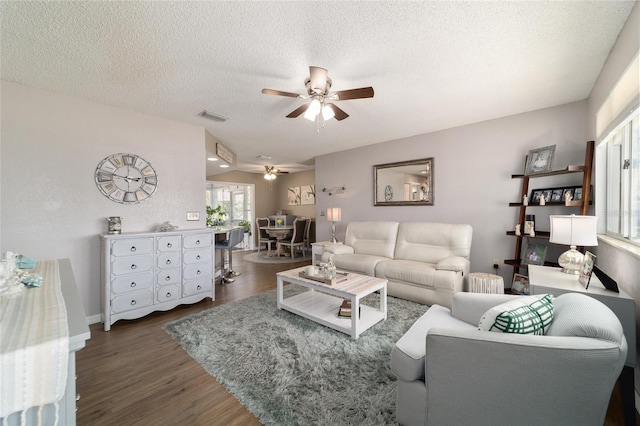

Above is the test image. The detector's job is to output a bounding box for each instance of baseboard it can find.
[87,313,101,325]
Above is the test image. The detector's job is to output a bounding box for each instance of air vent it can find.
[199,110,230,122]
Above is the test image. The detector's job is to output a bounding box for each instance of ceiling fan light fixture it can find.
[321,104,335,121]
[304,99,322,121]
[264,172,276,180]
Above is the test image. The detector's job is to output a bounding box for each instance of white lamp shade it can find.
[304,99,322,121]
[321,104,335,120]
[549,215,598,246]
[327,207,341,222]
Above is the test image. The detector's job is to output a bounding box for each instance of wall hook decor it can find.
[322,186,345,196]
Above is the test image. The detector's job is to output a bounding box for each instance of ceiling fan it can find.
[262,66,374,122]
[263,165,288,180]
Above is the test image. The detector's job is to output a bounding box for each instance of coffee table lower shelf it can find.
[276,267,387,339]
[279,291,385,338]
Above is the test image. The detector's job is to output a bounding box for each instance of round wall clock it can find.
[384,185,393,201]
[95,153,158,204]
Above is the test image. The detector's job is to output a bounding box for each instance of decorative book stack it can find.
[338,299,352,317]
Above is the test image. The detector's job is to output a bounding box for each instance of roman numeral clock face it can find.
[95,153,158,204]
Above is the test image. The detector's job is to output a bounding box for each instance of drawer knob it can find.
[130,246,137,252]
[131,264,137,270]
[130,282,136,288]
[76,393,81,401]
[196,239,201,245]
[196,255,201,260]
[166,292,171,298]
[167,243,172,248]
[166,259,171,265]
[165,276,171,281]
[197,270,201,275]
[197,285,202,290]
[131,300,137,305]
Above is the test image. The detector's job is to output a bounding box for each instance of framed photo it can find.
[530,189,543,204]
[550,188,563,202]
[574,187,583,201]
[579,251,596,289]
[525,145,556,175]
[524,215,535,235]
[300,185,315,205]
[562,187,575,202]
[512,273,530,295]
[541,189,553,203]
[287,187,301,206]
[521,243,547,266]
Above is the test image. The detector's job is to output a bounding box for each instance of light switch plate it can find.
[186,211,200,221]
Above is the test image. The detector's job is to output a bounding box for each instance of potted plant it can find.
[206,205,226,227]
[238,220,252,236]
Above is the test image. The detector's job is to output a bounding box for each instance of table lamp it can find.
[327,207,341,243]
[549,215,598,274]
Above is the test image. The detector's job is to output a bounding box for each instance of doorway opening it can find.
[206,181,256,250]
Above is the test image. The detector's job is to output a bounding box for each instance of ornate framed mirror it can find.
[374,158,433,206]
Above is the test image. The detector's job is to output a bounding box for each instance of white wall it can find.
[1,82,207,319]
[315,100,589,283]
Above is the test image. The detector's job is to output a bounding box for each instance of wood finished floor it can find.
[77,251,633,425]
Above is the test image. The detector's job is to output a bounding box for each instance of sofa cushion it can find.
[324,253,389,277]
[343,221,399,258]
[376,259,436,288]
[395,222,472,264]
[478,294,554,335]
[391,304,474,382]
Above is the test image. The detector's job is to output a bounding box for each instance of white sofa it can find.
[390,292,627,425]
[321,221,473,308]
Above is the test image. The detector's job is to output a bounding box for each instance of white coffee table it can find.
[276,266,387,339]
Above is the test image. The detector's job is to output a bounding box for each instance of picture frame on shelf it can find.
[530,189,543,204]
[512,273,530,295]
[524,145,556,175]
[561,187,575,202]
[551,188,563,202]
[574,187,583,200]
[523,214,535,235]
[521,243,547,266]
[579,251,596,289]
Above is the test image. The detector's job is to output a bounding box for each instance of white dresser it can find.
[101,229,215,331]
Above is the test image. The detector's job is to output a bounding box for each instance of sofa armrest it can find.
[435,256,469,272]
[451,292,524,325]
[424,328,626,425]
[324,244,355,255]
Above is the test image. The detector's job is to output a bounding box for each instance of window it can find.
[601,108,640,244]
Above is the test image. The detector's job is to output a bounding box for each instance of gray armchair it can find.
[390,292,627,426]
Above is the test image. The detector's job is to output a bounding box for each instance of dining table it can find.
[260,226,294,257]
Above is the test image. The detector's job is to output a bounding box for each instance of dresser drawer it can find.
[157,269,181,285]
[112,273,153,294]
[184,279,213,297]
[183,247,212,264]
[183,233,211,249]
[157,235,181,252]
[111,256,153,275]
[111,238,153,257]
[157,284,180,303]
[111,290,153,313]
[157,252,180,269]
[184,263,212,280]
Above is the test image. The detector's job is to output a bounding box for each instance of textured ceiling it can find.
[1,1,635,176]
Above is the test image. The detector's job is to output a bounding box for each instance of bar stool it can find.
[215,227,244,284]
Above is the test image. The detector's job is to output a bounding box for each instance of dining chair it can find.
[256,217,276,255]
[302,218,312,256]
[278,217,307,259]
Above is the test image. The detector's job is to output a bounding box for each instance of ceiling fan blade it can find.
[309,66,329,94]
[262,88,302,98]
[286,104,309,118]
[325,103,349,121]
[332,87,374,100]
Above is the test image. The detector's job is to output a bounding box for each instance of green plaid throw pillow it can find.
[478,294,554,335]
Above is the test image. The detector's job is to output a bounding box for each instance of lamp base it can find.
[331,222,337,244]
[558,246,584,275]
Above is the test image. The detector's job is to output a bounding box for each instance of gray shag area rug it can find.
[164,286,429,425]
[243,251,312,264]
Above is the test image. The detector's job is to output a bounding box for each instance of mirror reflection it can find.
[374,158,433,206]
